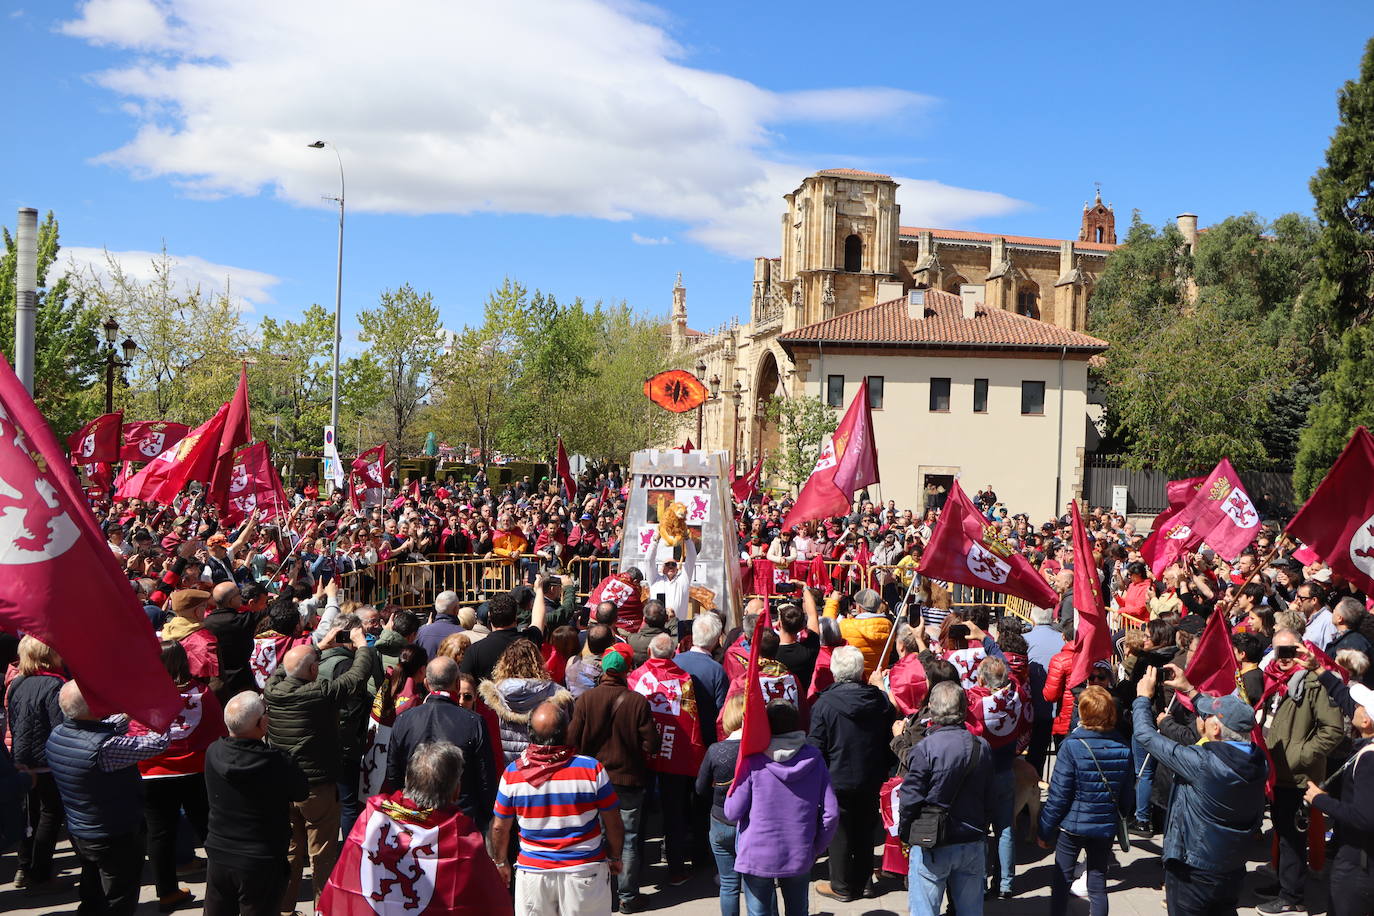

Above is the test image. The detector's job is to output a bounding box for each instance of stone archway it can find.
[752,350,783,472]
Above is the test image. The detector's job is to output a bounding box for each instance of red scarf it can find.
[514,743,577,788]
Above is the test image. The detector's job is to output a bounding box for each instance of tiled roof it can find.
[817,168,893,180]
[900,226,1117,253]
[778,289,1109,353]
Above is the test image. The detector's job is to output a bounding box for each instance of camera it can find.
[1276,645,1298,660]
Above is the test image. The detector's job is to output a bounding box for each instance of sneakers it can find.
[1256,901,1307,915]
[1128,820,1155,838]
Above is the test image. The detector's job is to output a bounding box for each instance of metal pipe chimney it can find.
[14,208,38,393]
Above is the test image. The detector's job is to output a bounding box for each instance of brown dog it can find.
[1011,756,1044,841]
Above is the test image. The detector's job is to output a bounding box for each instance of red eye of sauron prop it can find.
[643,369,708,413]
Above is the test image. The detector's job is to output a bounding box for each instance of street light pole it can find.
[731,380,744,475]
[695,358,707,446]
[309,140,345,489]
[100,316,136,413]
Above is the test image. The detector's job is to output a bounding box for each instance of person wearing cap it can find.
[828,588,891,679]
[567,648,658,912]
[1303,646,1374,915]
[163,589,221,689]
[1133,666,1269,916]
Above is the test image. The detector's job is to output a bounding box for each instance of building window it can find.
[827,375,844,407]
[1016,286,1040,319]
[868,376,884,409]
[1021,380,1046,415]
[844,234,863,272]
[929,377,951,412]
[973,378,988,413]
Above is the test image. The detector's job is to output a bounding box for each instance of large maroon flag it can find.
[1140,475,1205,572]
[222,441,288,526]
[120,420,190,462]
[782,379,878,528]
[1150,459,1260,576]
[116,404,230,504]
[209,366,252,510]
[919,482,1059,608]
[730,607,773,793]
[0,354,181,728]
[555,437,577,503]
[67,411,122,464]
[1068,501,1113,688]
[1286,427,1374,596]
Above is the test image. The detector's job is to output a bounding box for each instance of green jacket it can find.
[367,629,409,691]
[1265,668,1344,788]
[265,646,375,784]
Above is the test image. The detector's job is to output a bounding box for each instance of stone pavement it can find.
[0,829,1327,915]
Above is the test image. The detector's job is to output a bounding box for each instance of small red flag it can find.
[120,420,190,462]
[1068,501,1113,688]
[1139,476,1205,572]
[351,445,388,510]
[67,412,123,464]
[919,482,1059,609]
[730,608,774,793]
[731,456,764,503]
[682,437,695,452]
[555,437,577,503]
[1286,427,1374,597]
[783,379,879,529]
[1183,609,1240,699]
[0,353,181,728]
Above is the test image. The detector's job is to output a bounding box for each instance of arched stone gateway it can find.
[751,350,783,471]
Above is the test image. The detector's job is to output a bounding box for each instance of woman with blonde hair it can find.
[436,632,471,667]
[478,639,572,764]
[6,636,66,890]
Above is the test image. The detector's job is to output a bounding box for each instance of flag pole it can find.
[875,573,922,673]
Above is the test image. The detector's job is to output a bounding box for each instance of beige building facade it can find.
[676,168,1114,517]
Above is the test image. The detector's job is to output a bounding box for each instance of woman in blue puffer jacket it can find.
[1037,684,1134,916]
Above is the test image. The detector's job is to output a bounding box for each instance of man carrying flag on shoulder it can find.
[489,701,625,916]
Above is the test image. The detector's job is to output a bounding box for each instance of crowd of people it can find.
[1,469,1373,916]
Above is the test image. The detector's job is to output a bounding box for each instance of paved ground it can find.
[0,827,1330,915]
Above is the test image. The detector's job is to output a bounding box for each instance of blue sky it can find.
[3,0,1371,342]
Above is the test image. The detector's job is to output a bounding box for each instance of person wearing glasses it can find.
[1295,582,1336,653]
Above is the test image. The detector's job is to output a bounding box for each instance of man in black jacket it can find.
[205,581,269,702]
[205,691,308,916]
[809,645,894,903]
[385,656,496,827]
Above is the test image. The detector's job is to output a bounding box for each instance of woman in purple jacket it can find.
[724,700,839,916]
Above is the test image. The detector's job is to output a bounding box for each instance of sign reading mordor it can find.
[619,449,744,627]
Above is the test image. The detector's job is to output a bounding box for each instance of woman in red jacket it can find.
[1041,622,1078,747]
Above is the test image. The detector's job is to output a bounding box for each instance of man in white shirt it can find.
[649,560,691,620]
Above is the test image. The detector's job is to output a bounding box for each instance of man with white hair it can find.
[204,691,309,916]
[1024,605,1064,772]
[808,645,895,902]
[416,590,464,658]
[675,613,729,726]
[629,633,709,888]
[46,680,170,916]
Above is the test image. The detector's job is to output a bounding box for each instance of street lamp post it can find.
[309,140,345,490]
[731,380,745,475]
[100,316,137,413]
[695,358,707,446]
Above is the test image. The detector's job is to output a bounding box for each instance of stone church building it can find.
[676,168,1123,519]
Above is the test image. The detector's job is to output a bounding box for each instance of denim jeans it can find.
[1051,832,1110,916]
[614,784,646,906]
[988,769,1016,893]
[1163,861,1243,916]
[1131,733,1155,823]
[708,818,740,916]
[909,840,985,916]
[739,872,809,916]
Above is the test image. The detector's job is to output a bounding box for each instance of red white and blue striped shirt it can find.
[494,754,619,872]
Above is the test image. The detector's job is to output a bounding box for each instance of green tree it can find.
[1293,324,1374,498]
[357,284,445,451]
[763,395,836,490]
[0,212,103,436]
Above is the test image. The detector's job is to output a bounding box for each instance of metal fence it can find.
[1083,457,1295,520]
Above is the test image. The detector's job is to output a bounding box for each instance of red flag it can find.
[730,607,773,792]
[593,485,610,516]
[120,420,190,462]
[0,353,181,728]
[209,366,252,509]
[222,442,288,526]
[113,459,135,490]
[351,445,388,510]
[1184,610,1241,698]
[390,478,421,512]
[731,456,764,503]
[1152,459,1260,575]
[1140,476,1206,572]
[80,461,114,493]
[1286,427,1374,596]
[555,437,577,503]
[317,790,512,916]
[918,482,1059,608]
[683,437,695,452]
[67,412,123,464]
[783,379,879,528]
[852,539,872,588]
[1068,501,1113,688]
[587,571,644,633]
[628,656,707,776]
[116,404,230,504]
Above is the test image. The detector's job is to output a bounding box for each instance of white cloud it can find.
[59,0,1024,258]
[62,246,280,313]
[631,233,672,246]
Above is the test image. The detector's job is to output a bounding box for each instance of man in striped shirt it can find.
[490,701,626,915]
